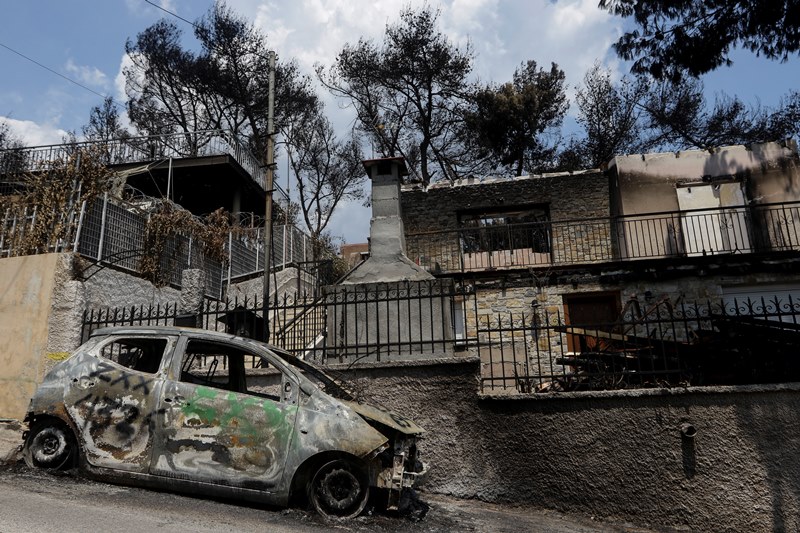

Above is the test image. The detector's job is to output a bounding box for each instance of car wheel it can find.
[24,421,77,470]
[308,459,370,519]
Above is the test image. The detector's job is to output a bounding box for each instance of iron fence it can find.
[80,292,326,369]
[81,288,800,395]
[408,201,800,273]
[478,294,800,394]
[81,279,469,363]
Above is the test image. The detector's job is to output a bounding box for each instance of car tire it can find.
[24,420,77,471]
[308,459,370,519]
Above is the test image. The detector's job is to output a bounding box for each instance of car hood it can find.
[340,400,424,436]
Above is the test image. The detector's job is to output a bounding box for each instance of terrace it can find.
[0,129,287,214]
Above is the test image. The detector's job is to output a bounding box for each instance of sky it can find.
[1,0,798,244]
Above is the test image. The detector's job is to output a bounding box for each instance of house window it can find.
[458,206,551,270]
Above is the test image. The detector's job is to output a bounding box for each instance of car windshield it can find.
[266,347,356,401]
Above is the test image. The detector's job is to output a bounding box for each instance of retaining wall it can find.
[341,358,800,532]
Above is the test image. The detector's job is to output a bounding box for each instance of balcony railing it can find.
[0,129,287,201]
[407,201,800,273]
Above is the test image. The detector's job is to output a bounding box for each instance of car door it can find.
[63,334,175,473]
[150,336,300,492]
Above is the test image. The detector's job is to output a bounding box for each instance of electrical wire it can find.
[143,0,201,31]
[0,41,111,101]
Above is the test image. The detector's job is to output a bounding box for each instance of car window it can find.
[180,339,284,402]
[99,337,167,374]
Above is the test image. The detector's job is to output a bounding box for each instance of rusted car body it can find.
[23,326,426,518]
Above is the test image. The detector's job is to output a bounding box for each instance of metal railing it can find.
[478,294,800,394]
[1,192,317,298]
[80,286,800,394]
[407,201,800,273]
[79,290,328,363]
[81,279,466,363]
[0,129,288,201]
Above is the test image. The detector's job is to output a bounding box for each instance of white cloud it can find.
[114,54,133,102]
[126,0,176,16]
[1,117,69,146]
[326,197,371,244]
[114,54,136,132]
[65,59,109,89]
[234,1,620,100]
[219,0,624,241]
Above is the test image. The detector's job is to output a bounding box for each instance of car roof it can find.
[90,325,267,346]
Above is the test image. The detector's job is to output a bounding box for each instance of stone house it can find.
[402,141,800,389]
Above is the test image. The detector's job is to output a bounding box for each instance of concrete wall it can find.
[227,267,313,301]
[341,359,800,532]
[1,253,185,418]
[0,254,64,418]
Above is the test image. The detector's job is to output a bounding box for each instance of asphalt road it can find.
[0,463,663,533]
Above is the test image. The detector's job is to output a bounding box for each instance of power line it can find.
[143,0,201,31]
[0,40,112,102]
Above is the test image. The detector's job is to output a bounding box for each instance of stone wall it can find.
[401,171,610,271]
[339,359,800,532]
[402,170,609,231]
[82,265,181,310]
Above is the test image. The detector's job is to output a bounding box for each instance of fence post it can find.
[282,225,287,267]
[255,227,260,271]
[226,231,233,294]
[0,207,8,253]
[97,192,109,261]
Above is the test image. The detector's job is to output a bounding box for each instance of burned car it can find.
[23,326,426,518]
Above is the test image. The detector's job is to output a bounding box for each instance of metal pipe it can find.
[680,423,697,439]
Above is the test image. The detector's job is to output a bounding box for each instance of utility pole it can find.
[262,50,276,343]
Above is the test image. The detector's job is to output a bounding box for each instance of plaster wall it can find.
[0,254,62,418]
[1,254,191,418]
[321,280,455,363]
[341,359,800,532]
[611,141,800,216]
